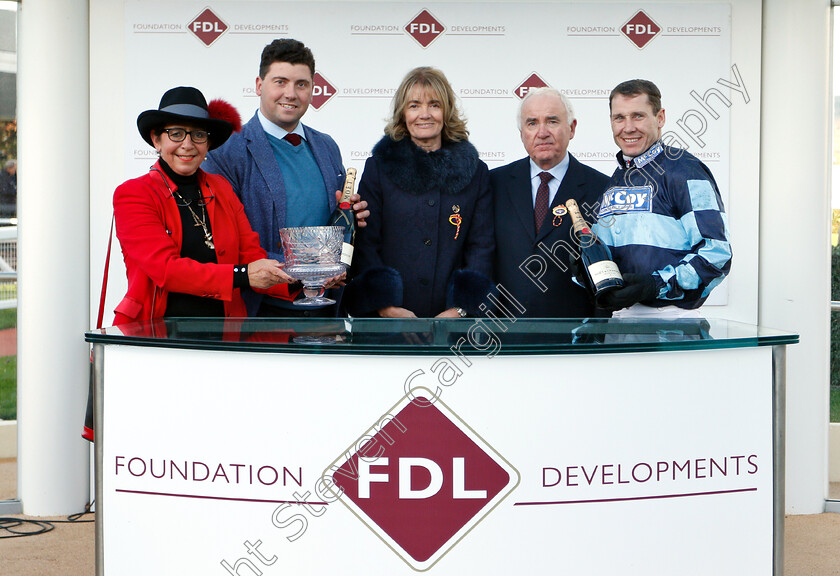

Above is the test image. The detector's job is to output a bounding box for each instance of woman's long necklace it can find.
[173,189,214,250]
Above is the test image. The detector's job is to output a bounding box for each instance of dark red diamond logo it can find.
[188,8,228,47]
[311,72,337,110]
[513,72,550,100]
[325,389,519,570]
[405,9,445,48]
[621,10,661,49]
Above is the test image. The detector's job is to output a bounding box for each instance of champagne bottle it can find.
[565,198,624,297]
[327,168,357,266]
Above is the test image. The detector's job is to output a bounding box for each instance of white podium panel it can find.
[100,344,773,575]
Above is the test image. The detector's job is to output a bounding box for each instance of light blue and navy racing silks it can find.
[591,142,731,310]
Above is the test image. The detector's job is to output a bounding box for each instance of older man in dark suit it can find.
[490,87,608,318]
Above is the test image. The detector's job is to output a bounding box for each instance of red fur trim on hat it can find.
[208,99,242,132]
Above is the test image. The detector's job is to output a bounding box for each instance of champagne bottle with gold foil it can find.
[566,198,624,297]
[327,168,357,266]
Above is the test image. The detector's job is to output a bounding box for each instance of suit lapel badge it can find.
[552,204,567,227]
[449,205,462,239]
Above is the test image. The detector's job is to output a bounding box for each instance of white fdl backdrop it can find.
[120,1,737,315]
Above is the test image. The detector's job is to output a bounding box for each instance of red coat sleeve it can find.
[115,173,235,301]
[214,174,295,301]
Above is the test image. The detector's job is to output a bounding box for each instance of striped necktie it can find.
[534,171,553,232]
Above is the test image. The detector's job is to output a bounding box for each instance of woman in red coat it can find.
[113,86,295,324]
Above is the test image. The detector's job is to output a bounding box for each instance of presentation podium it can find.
[86,317,796,576]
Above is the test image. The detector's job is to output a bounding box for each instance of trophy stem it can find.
[296,283,336,306]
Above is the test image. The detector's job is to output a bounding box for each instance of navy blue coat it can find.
[347,136,494,318]
[490,155,608,318]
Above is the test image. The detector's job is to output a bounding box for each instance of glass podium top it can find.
[85,317,798,356]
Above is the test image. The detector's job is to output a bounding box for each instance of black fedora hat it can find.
[137,86,234,150]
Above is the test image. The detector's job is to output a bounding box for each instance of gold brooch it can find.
[552,204,567,227]
[449,205,462,239]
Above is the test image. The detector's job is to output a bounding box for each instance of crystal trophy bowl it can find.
[279,226,346,306]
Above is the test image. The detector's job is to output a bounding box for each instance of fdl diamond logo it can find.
[405,9,445,48]
[514,72,550,100]
[325,389,519,571]
[311,72,337,110]
[188,7,228,47]
[621,10,661,49]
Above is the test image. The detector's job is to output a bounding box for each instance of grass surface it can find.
[0,308,14,331]
[0,356,15,420]
[0,307,15,419]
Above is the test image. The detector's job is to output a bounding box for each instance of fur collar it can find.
[371,135,479,195]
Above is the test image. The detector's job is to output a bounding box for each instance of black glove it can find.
[600,273,659,311]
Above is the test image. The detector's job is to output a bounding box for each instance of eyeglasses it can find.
[149,166,215,207]
[173,190,215,207]
[162,128,210,144]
